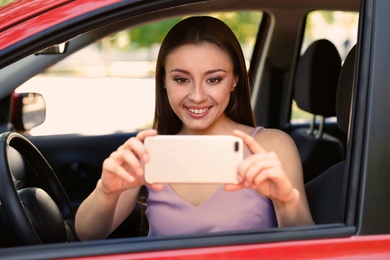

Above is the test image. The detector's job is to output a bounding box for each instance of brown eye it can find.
[207,77,221,84]
[174,77,189,84]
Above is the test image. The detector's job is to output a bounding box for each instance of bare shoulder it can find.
[255,128,303,181]
[254,128,298,152]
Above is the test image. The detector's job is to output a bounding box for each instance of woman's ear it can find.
[231,77,239,91]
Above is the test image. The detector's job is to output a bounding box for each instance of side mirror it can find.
[12,92,46,132]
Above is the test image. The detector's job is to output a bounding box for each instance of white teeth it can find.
[188,108,208,114]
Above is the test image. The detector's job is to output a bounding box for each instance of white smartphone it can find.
[144,135,243,184]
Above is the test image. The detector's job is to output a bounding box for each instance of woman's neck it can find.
[178,116,241,135]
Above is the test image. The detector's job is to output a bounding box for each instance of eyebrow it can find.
[168,68,227,74]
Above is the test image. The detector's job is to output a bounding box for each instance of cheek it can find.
[166,87,186,106]
[210,86,233,103]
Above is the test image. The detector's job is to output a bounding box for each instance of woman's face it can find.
[164,43,237,134]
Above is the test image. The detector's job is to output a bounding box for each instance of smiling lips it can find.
[186,106,211,117]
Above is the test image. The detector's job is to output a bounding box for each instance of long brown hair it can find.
[153,16,255,134]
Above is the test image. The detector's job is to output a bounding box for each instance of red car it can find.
[1,0,390,259]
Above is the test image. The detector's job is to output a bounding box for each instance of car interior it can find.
[291,39,344,183]
[0,0,361,251]
[305,44,356,224]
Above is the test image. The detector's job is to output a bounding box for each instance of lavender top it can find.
[145,127,278,236]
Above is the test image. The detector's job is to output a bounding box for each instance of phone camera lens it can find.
[234,141,239,152]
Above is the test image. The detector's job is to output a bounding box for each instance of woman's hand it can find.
[100,129,163,196]
[225,129,296,205]
[225,129,314,227]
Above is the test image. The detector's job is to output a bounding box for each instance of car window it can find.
[291,10,359,123]
[16,11,262,136]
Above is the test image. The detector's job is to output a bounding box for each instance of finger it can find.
[224,183,246,192]
[233,129,266,155]
[121,149,144,177]
[103,157,135,183]
[108,149,144,180]
[121,136,150,163]
[252,167,283,189]
[145,183,165,191]
[240,153,281,187]
[236,152,273,182]
[136,128,158,141]
[119,128,157,151]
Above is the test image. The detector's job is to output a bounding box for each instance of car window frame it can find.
[0,1,365,255]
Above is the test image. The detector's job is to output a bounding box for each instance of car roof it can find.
[0,0,72,31]
[0,0,360,50]
[0,0,122,50]
[0,0,360,49]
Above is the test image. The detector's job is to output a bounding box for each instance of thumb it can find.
[146,183,164,191]
[224,183,245,192]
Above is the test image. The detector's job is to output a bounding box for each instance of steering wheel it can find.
[0,132,76,246]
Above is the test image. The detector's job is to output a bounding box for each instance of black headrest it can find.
[294,39,341,117]
[336,45,356,133]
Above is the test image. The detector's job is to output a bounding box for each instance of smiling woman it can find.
[74,15,313,241]
[153,16,255,135]
[160,43,242,135]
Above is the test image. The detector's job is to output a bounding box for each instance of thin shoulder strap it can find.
[251,126,263,137]
[245,126,263,157]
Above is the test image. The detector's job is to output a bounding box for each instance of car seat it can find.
[291,39,344,183]
[305,45,356,224]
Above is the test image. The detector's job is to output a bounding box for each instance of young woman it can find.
[75,16,314,240]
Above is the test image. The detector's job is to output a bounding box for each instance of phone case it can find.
[144,135,243,184]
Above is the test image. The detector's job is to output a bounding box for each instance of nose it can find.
[188,82,207,103]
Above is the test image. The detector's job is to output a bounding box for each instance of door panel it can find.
[27,132,135,209]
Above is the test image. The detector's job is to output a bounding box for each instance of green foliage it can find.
[211,12,262,44]
[128,18,183,48]
[110,12,262,51]
[0,0,13,6]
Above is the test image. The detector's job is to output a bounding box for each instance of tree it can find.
[110,12,262,51]
[0,0,13,6]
